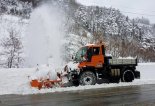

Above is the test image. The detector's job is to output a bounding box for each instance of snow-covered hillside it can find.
[0,0,32,18]
[0,15,28,39]
[0,63,155,95]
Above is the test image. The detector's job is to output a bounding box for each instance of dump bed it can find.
[109,58,137,65]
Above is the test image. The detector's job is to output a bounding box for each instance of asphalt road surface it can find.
[1,84,155,106]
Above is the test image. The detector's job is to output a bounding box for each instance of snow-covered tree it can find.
[0,0,33,18]
[0,29,24,68]
[72,4,155,61]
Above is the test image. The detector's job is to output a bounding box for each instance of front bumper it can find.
[135,70,140,79]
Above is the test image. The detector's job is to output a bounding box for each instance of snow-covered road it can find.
[0,63,155,95]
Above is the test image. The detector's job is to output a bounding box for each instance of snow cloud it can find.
[25,3,66,68]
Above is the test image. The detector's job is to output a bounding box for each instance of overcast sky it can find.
[76,0,155,24]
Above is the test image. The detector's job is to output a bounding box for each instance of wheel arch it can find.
[79,66,97,77]
[121,66,136,73]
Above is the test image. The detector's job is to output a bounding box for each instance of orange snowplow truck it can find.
[64,43,140,85]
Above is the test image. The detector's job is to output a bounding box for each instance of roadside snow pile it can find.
[0,65,61,95]
[0,68,34,95]
[136,63,155,80]
[0,63,155,95]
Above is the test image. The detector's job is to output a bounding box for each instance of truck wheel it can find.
[122,70,134,82]
[72,80,79,86]
[79,71,97,85]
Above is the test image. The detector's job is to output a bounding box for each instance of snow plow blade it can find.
[30,80,42,89]
[30,79,62,90]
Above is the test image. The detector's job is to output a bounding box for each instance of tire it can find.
[72,80,79,86]
[122,70,135,82]
[79,71,97,85]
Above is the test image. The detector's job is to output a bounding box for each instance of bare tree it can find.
[0,29,24,68]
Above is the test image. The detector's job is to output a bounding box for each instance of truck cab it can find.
[74,44,105,68]
[65,43,140,86]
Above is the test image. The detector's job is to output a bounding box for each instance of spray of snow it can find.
[67,61,79,71]
[30,65,57,81]
[25,4,66,69]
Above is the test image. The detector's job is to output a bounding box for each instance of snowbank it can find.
[0,68,34,95]
[0,63,155,95]
[136,63,155,80]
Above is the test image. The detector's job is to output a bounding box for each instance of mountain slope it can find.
[66,2,155,61]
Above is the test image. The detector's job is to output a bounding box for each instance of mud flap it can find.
[135,71,140,79]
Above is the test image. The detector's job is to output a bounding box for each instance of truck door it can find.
[91,47,104,68]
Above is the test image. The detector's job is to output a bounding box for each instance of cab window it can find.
[92,47,100,55]
[75,47,87,62]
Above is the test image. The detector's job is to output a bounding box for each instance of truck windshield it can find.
[74,47,88,62]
